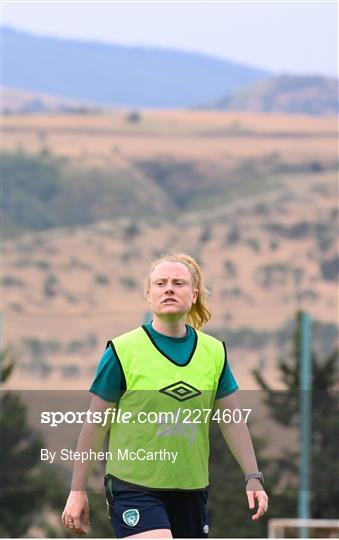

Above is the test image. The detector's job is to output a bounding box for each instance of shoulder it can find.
[195,329,227,362]
[195,329,224,348]
[108,327,144,349]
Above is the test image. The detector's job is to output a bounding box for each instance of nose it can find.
[165,286,174,295]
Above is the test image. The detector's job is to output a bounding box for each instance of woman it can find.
[62,253,268,538]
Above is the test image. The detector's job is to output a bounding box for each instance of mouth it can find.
[162,298,178,304]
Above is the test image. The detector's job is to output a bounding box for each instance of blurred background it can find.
[1,1,338,538]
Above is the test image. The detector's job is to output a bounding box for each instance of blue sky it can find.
[2,1,337,77]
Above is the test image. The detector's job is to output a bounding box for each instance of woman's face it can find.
[146,261,198,320]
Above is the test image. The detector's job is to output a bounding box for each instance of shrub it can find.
[199,223,212,243]
[1,275,25,287]
[9,303,23,312]
[120,277,137,289]
[63,291,78,304]
[123,222,141,240]
[126,111,141,123]
[60,364,80,377]
[223,260,237,278]
[256,263,289,288]
[66,334,98,353]
[309,161,323,172]
[254,203,268,215]
[295,289,318,301]
[35,260,50,270]
[320,257,338,282]
[44,274,59,297]
[246,237,260,252]
[269,238,279,251]
[225,226,240,245]
[94,273,110,285]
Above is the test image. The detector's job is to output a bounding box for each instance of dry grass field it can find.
[4,110,336,166]
[3,110,338,392]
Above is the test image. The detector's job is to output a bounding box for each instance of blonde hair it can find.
[144,253,212,330]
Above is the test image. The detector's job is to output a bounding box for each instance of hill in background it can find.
[3,110,337,391]
[1,86,99,114]
[211,75,338,115]
[3,26,269,108]
[3,168,337,390]
[3,28,336,115]
[3,109,337,238]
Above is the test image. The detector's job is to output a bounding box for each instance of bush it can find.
[256,263,289,288]
[221,287,240,298]
[309,161,323,172]
[246,237,260,252]
[126,111,141,123]
[199,223,212,243]
[24,338,61,356]
[66,340,82,354]
[60,364,80,377]
[8,303,23,312]
[269,238,279,251]
[66,334,98,354]
[35,260,50,270]
[223,260,237,278]
[292,267,304,286]
[68,257,90,270]
[120,277,137,289]
[1,275,25,287]
[295,289,318,301]
[225,226,240,245]
[254,203,268,215]
[123,222,141,240]
[63,291,78,304]
[315,223,335,252]
[44,274,59,297]
[320,257,338,282]
[94,273,110,285]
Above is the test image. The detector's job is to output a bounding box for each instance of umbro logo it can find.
[159,381,201,401]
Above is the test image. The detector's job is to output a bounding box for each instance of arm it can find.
[215,391,268,520]
[61,395,115,534]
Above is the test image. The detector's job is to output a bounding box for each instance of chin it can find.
[157,305,184,315]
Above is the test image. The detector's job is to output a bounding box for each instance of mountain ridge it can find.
[211,74,338,115]
[3,26,269,108]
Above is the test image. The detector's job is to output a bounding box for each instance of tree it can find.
[252,310,339,519]
[208,424,270,538]
[0,350,116,537]
[0,350,67,537]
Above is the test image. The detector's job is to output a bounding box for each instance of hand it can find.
[62,491,89,535]
[246,479,268,521]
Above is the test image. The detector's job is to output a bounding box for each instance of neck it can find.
[151,315,187,338]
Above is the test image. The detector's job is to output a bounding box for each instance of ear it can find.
[146,289,151,304]
[192,289,198,304]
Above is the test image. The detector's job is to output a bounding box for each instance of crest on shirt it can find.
[122,509,140,527]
